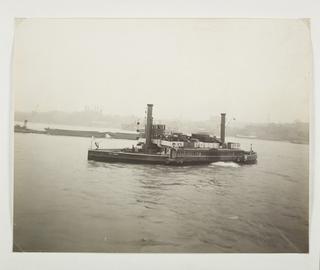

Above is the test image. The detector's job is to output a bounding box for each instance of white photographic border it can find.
[0,0,319,269]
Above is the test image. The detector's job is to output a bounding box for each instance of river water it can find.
[13,131,309,252]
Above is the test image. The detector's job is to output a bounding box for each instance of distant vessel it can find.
[14,120,45,134]
[15,122,139,140]
[106,132,139,140]
[88,104,258,165]
[45,128,106,138]
[45,128,139,140]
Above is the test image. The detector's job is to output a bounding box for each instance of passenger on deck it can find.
[95,142,99,149]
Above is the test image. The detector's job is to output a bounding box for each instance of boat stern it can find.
[239,151,258,164]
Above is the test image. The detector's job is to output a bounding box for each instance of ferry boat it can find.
[88,104,257,165]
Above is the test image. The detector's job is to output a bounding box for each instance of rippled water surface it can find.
[14,133,309,252]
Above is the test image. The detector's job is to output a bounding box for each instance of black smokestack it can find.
[145,104,153,151]
[220,113,226,144]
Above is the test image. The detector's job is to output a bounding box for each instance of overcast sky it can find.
[13,18,312,123]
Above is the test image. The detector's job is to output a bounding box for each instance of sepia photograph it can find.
[12,18,311,253]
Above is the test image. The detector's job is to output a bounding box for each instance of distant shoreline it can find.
[14,120,309,145]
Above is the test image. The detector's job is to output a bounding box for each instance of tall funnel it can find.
[145,104,153,151]
[220,113,226,144]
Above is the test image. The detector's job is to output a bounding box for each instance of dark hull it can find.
[15,126,140,140]
[106,132,139,140]
[88,149,257,165]
[45,128,106,138]
[88,149,168,164]
[45,128,139,140]
[14,126,46,134]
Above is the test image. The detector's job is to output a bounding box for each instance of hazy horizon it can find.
[13,18,312,123]
[14,108,309,125]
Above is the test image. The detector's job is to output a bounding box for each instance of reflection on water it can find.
[14,133,308,252]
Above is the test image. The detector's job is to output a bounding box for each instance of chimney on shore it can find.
[220,113,226,144]
[145,104,153,151]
